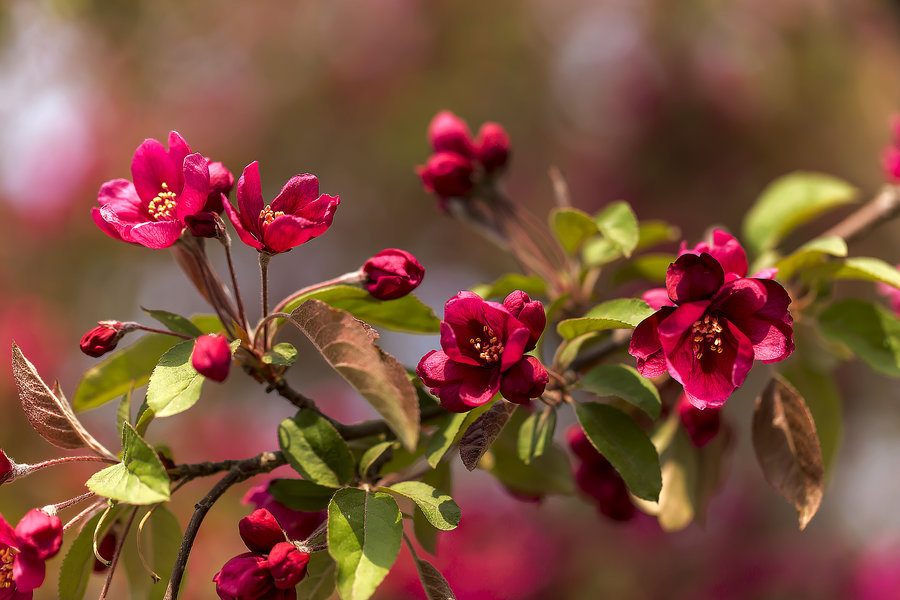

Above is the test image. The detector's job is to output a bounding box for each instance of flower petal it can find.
[223,199,263,251]
[166,131,191,189]
[715,278,794,362]
[12,552,44,592]
[131,138,179,203]
[416,350,499,412]
[666,253,724,304]
[236,161,266,238]
[500,356,548,404]
[629,307,675,378]
[270,174,320,214]
[120,219,185,250]
[641,287,673,311]
[91,207,126,242]
[0,515,18,550]
[96,179,144,218]
[262,213,334,253]
[174,153,210,220]
[13,510,61,561]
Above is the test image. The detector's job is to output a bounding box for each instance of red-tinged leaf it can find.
[288,300,419,450]
[752,377,824,530]
[458,400,517,471]
[11,342,116,460]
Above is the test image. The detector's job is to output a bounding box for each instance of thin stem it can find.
[258,252,272,349]
[99,506,139,600]
[63,499,106,532]
[271,272,363,315]
[24,455,118,473]
[48,491,95,513]
[821,184,900,245]
[134,325,194,340]
[221,234,250,333]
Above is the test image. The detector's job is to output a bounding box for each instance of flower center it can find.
[469,325,504,364]
[259,205,285,228]
[692,314,724,360]
[0,545,17,589]
[147,182,178,221]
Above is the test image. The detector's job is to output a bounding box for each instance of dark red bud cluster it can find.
[566,426,636,522]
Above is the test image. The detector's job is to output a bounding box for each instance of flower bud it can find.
[203,159,235,213]
[677,394,721,448]
[266,542,310,589]
[362,249,425,300]
[191,334,231,382]
[884,146,900,182]
[474,122,511,173]
[417,151,475,199]
[428,110,474,157]
[14,508,63,560]
[213,553,271,599]
[0,450,13,485]
[499,356,548,404]
[239,509,286,553]
[185,210,225,239]
[79,321,132,358]
[503,291,545,351]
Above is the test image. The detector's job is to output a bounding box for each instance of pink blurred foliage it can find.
[0,295,66,391]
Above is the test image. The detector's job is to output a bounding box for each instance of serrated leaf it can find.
[612,253,677,285]
[458,400,517,471]
[550,207,598,254]
[752,377,824,530]
[142,307,204,337]
[287,300,419,450]
[11,342,116,459]
[281,285,439,334]
[86,423,170,504]
[278,411,354,487]
[73,314,221,411]
[58,512,106,600]
[557,298,654,340]
[328,488,402,600]
[774,236,847,281]
[146,339,207,418]
[297,551,337,600]
[469,273,547,300]
[268,478,337,512]
[405,536,457,600]
[742,172,858,253]
[262,342,298,366]
[380,481,460,531]
[360,441,396,479]
[574,402,662,502]
[595,201,639,258]
[580,364,661,419]
[819,298,900,377]
[516,407,556,464]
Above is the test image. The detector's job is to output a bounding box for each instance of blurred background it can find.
[2,0,900,597]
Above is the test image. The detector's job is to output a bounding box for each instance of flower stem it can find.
[258,252,272,349]
[133,324,194,340]
[221,233,250,333]
[47,491,96,513]
[25,455,118,474]
[271,272,363,315]
[99,506,139,600]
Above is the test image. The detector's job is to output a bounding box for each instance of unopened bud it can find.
[203,159,235,213]
[0,450,14,485]
[428,110,474,158]
[362,249,425,300]
[239,509,286,553]
[417,152,475,199]
[79,321,135,358]
[191,334,231,382]
[502,291,545,352]
[267,542,310,589]
[474,122,511,173]
[185,211,225,239]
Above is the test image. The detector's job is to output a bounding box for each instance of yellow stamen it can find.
[147,182,178,221]
[259,205,285,227]
[692,314,725,360]
[1,546,17,589]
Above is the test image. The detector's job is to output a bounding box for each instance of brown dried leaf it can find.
[288,300,419,450]
[458,400,517,471]
[12,342,116,459]
[752,376,824,530]
[414,555,456,600]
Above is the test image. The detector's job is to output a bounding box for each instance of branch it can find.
[822,184,900,245]
[163,451,286,600]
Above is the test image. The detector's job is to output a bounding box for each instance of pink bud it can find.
[0,450,13,485]
[14,509,63,560]
[203,159,235,213]
[417,152,475,199]
[503,291,545,352]
[677,394,721,448]
[362,249,425,300]
[428,110,474,157]
[499,356,548,405]
[191,334,231,383]
[79,322,128,358]
[474,122,511,173]
[266,542,310,589]
[213,553,271,599]
[184,211,224,239]
[883,146,900,182]
[239,509,286,554]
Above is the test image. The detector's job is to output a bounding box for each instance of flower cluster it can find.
[214,509,310,600]
[630,230,793,409]
[417,111,511,204]
[0,509,63,598]
[566,427,635,522]
[417,290,548,412]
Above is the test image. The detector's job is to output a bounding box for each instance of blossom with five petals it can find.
[0,508,63,599]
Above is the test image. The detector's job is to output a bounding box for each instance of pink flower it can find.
[204,159,236,214]
[223,162,340,255]
[416,291,548,412]
[416,152,475,200]
[192,334,231,383]
[428,110,474,158]
[566,426,635,522]
[474,122,511,173]
[92,131,211,249]
[362,249,425,300]
[0,509,63,597]
[677,393,721,448]
[629,253,793,409]
[79,321,136,358]
[242,481,326,542]
[876,265,900,316]
[213,509,310,600]
[679,229,749,281]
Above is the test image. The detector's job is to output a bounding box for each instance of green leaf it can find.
[268,478,337,512]
[819,298,900,377]
[116,386,133,437]
[612,253,677,285]
[742,172,858,253]
[557,298,654,340]
[580,364,661,419]
[86,423,170,504]
[635,220,680,252]
[328,488,403,600]
[73,315,221,411]
[484,434,574,497]
[574,402,662,501]
[297,551,337,600]
[263,342,298,366]
[774,236,847,281]
[811,256,900,290]
[595,201,639,258]
[58,512,106,600]
[414,462,451,554]
[145,339,206,418]
[550,207,598,254]
[360,441,396,479]
[516,406,557,464]
[655,429,699,532]
[142,307,204,337]
[141,506,184,600]
[287,300,420,449]
[281,285,439,334]
[469,273,547,300]
[582,237,622,266]
[425,413,468,468]
[278,411,355,487]
[380,481,461,531]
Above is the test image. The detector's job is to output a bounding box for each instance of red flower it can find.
[416,291,548,412]
[79,321,135,358]
[629,253,793,409]
[204,159,236,214]
[416,152,475,200]
[223,162,339,255]
[242,481,325,542]
[92,131,211,249]
[677,393,721,448]
[362,249,425,300]
[0,509,63,597]
[428,110,474,158]
[566,427,635,522]
[191,334,231,383]
[213,509,310,600]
